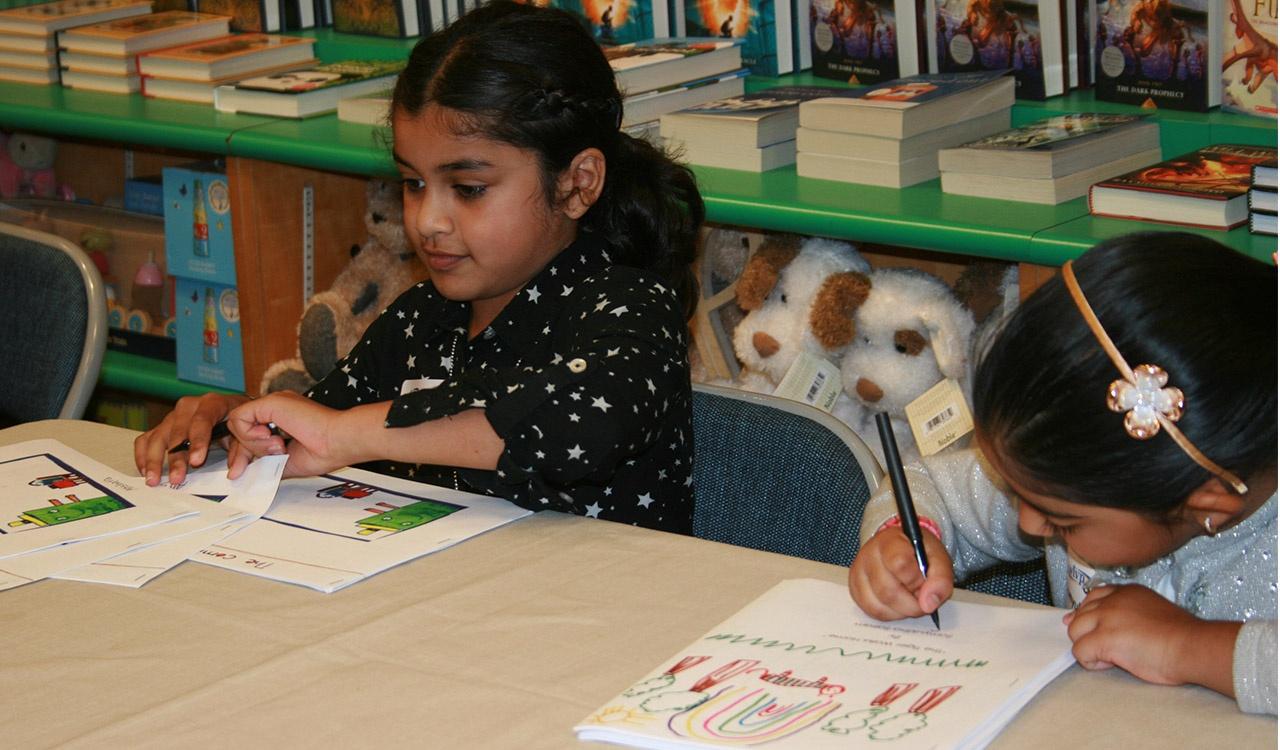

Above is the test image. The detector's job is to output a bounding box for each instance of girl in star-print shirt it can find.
[134,1,705,534]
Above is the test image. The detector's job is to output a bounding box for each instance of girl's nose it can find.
[413,195,451,241]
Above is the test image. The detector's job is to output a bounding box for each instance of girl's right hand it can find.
[848,524,954,621]
[133,392,250,487]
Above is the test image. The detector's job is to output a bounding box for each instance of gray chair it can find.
[691,383,882,567]
[0,220,108,423]
[690,382,1051,605]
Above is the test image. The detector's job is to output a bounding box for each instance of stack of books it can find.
[794,70,1014,189]
[138,33,316,103]
[0,0,150,85]
[936,114,1162,204]
[606,39,749,130]
[1088,144,1278,230]
[1249,159,1277,236]
[59,10,231,94]
[213,59,406,118]
[659,86,850,172]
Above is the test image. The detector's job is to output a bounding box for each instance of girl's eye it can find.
[401,177,425,193]
[454,184,486,199]
[1045,521,1074,536]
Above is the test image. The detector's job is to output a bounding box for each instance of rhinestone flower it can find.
[1106,364,1184,440]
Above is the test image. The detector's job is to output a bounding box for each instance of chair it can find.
[0,220,108,423]
[691,383,882,567]
[690,382,1051,605]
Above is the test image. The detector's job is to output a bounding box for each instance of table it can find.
[3,420,1274,749]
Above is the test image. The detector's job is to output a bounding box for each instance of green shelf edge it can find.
[100,351,241,401]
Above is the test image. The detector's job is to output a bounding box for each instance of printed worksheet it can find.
[576,578,1074,750]
[190,466,531,592]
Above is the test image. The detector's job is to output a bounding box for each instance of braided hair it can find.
[392,0,704,317]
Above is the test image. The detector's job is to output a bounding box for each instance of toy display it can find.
[260,178,427,395]
[0,132,59,200]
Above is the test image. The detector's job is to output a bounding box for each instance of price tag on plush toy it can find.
[904,378,973,456]
[773,352,842,412]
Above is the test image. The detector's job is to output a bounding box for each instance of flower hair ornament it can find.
[1061,260,1248,495]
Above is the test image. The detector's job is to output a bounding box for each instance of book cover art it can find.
[685,0,790,75]
[1094,0,1214,109]
[565,0,659,43]
[604,37,736,69]
[198,0,275,31]
[332,0,411,36]
[959,112,1149,149]
[150,32,311,61]
[1221,0,1277,117]
[810,0,910,82]
[1097,143,1275,197]
[937,0,1051,98]
[233,59,406,93]
[70,10,221,38]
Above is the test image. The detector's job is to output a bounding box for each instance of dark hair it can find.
[391,1,704,316]
[973,232,1276,516]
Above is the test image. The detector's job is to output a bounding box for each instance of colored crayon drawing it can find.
[260,475,464,540]
[0,456,131,534]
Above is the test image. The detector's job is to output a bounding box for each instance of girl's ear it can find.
[1181,476,1248,534]
[557,147,606,219]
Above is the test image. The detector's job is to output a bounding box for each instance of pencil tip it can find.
[931,611,941,630]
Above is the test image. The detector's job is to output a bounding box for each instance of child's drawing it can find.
[262,476,463,541]
[0,456,131,534]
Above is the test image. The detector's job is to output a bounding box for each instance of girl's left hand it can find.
[1063,584,1239,695]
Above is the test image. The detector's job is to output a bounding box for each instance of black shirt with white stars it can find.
[305,231,694,534]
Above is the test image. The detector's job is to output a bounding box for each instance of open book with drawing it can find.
[576,578,1074,749]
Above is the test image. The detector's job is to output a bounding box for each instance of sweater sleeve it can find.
[1234,619,1277,715]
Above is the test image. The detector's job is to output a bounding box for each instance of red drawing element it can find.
[49,494,81,506]
[1223,0,1278,94]
[363,502,398,513]
[316,481,375,500]
[909,685,961,714]
[691,659,761,692]
[30,473,85,489]
[667,656,713,675]
[871,682,919,707]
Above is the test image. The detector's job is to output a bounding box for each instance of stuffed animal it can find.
[260,178,427,395]
[730,233,872,392]
[833,267,977,466]
[0,132,58,199]
[689,225,766,383]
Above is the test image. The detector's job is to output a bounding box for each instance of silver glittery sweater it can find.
[858,447,1277,715]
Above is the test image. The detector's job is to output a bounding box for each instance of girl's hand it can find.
[226,391,344,480]
[1064,584,1240,697]
[848,524,953,621]
[134,392,250,487]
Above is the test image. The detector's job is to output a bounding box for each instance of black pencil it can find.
[167,420,232,455]
[874,412,942,630]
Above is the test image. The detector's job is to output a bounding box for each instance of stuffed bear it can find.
[833,267,977,466]
[730,233,872,392]
[260,178,427,395]
[0,132,58,199]
[689,225,767,383]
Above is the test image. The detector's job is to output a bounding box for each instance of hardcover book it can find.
[554,0,670,44]
[810,0,924,83]
[683,0,793,75]
[213,58,407,117]
[796,108,1010,160]
[0,0,151,35]
[1094,0,1223,110]
[940,147,1162,202]
[621,67,749,126]
[937,112,1160,177]
[1088,143,1278,228]
[796,69,1015,138]
[137,33,315,80]
[141,59,317,101]
[336,89,393,125]
[331,0,420,37]
[196,0,281,32]
[1221,0,1277,118]
[1253,158,1278,188]
[57,11,231,55]
[605,37,743,95]
[660,85,854,147]
[935,0,1066,99]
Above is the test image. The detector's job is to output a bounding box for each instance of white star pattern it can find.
[609,305,629,317]
[406,355,416,368]
[585,502,602,518]
[637,493,654,508]
[404,323,415,338]
[568,444,585,459]
[526,286,541,303]
[592,397,611,412]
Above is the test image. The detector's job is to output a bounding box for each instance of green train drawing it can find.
[8,494,126,529]
[355,499,460,536]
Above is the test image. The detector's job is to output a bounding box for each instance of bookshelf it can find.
[0,40,1273,402]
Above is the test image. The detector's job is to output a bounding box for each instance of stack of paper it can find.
[576,578,1074,750]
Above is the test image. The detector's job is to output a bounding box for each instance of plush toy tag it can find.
[773,352,842,412]
[400,377,444,395]
[905,378,974,456]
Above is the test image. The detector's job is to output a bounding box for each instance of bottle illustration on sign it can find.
[193,178,210,258]
[202,287,219,364]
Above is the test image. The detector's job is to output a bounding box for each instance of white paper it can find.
[0,439,220,569]
[51,455,288,587]
[190,466,531,592]
[576,578,1074,750]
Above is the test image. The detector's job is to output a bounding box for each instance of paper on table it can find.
[0,439,214,560]
[575,578,1074,750]
[52,455,289,587]
[190,466,532,592]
